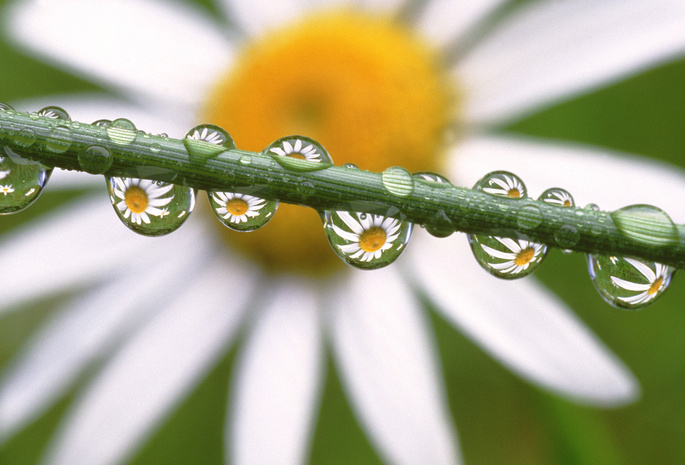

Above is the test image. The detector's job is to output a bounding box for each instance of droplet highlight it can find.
[107,177,195,236]
[208,191,278,232]
[588,255,674,309]
[323,211,412,270]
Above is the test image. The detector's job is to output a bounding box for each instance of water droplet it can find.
[298,181,316,196]
[475,171,526,198]
[610,204,678,246]
[381,166,414,197]
[239,155,252,165]
[45,126,72,153]
[106,118,137,145]
[37,106,70,121]
[0,146,52,214]
[183,124,235,160]
[78,145,112,174]
[342,163,359,170]
[516,205,543,230]
[14,128,37,148]
[588,255,674,309]
[208,191,278,232]
[267,136,332,171]
[413,171,452,185]
[106,177,195,236]
[0,103,14,111]
[585,203,600,212]
[554,224,580,248]
[92,119,112,127]
[539,187,574,207]
[323,211,412,270]
[425,209,453,238]
[468,234,547,279]
[150,143,162,153]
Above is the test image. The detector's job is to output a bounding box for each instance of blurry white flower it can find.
[3,0,685,465]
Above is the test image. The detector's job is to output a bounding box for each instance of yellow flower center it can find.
[226,198,249,216]
[648,276,663,295]
[201,10,454,275]
[124,186,149,214]
[359,226,388,253]
[508,188,521,198]
[514,247,536,266]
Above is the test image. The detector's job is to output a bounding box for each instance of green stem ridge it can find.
[2,107,684,269]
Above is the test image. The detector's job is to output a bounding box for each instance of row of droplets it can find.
[0,104,675,310]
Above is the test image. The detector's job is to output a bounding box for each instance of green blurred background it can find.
[1,0,685,464]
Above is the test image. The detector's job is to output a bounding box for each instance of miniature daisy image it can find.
[270,138,322,162]
[478,237,547,276]
[611,258,674,306]
[212,192,268,224]
[481,172,526,198]
[332,212,402,262]
[0,184,15,195]
[111,177,174,225]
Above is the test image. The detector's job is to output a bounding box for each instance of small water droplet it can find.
[610,204,678,246]
[342,163,359,170]
[475,171,526,198]
[208,191,278,232]
[106,177,195,236]
[14,128,37,148]
[323,211,413,270]
[554,224,580,248]
[106,118,137,145]
[0,146,52,214]
[468,234,547,279]
[45,126,72,153]
[539,187,574,207]
[588,254,674,309]
[78,145,112,174]
[267,136,332,171]
[516,205,543,230]
[381,166,414,197]
[585,203,600,212]
[298,181,316,196]
[28,112,40,120]
[413,171,452,185]
[37,106,70,121]
[239,155,252,165]
[183,124,235,160]
[150,143,162,153]
[92,119,112,127]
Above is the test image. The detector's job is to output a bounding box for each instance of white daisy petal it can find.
[451,135,685,222]
[457,0,685,124]
[0,234,211,440]
[417,0,507,48]
[6,0,234,109]
[0,196,175,314]
[219,0,310,36]
[328,269,461,465]
[409,231,638,406]
[356,0,404,15]
[42,255,257,465]
[623,258,657,283]
[610,277,651,293]
[229,277,323,465]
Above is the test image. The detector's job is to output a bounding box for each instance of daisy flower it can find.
[111,177,175,225]
[0,184,15,196]
[332,212,403,262]
[211,192,268,224]
[610,258,674,306]
[481,172,526,198]
[477,237,547,276]
[270,138,323,162]
[3,1,685,465]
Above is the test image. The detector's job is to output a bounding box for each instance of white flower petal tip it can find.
[6,0,234,109]
[408,232,640,408]
[229,277,324,465]
[328,269,462,465]
[457,0,685,124]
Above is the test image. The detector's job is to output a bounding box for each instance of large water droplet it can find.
[267,136,332,171]
[0,103,14,111]
[516,205,543,230]
[208,191,278,232]
[78,145,112,174]
[183,124,235,160]
[37,106,70,121]
[0,146,52,214]
[45,126,73,153]
[323,211,412,270]
[381,166,414,197]
[106,118,137,145]
[107,177,195,236]
[476,171,526,198]
[588,255,674,309]
[554,224,580,248]
[610,204,678,246]
[468,235,547,279]
[540,187,575,207]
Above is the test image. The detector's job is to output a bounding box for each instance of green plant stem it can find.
[1,108,684,268]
